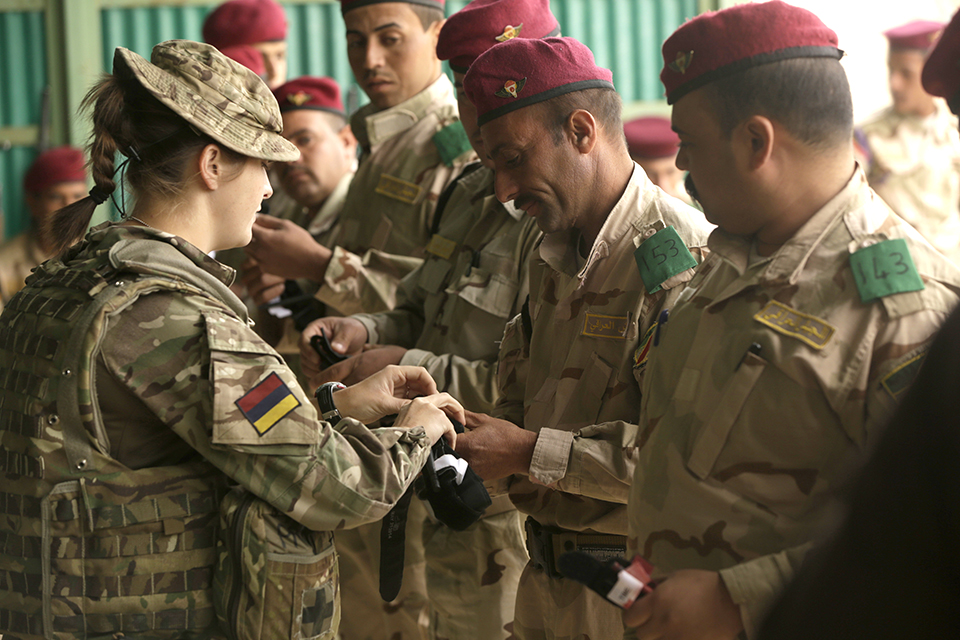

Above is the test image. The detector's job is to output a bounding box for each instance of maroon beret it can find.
[885,19,943,51]
[437,0,560,73]
[203,0,287,49]
[219,44,266,77]
[465,37,614,127]
[273,76,345,116]
[661,0,842,105]
[341,0,444,14]
[922,11,960,111]
[624,117,679,159]
[23,146,87,193]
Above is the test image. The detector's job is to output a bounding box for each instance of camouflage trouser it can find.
[512,561,625,640]
[335,499,429,640]
[423,506,528,640]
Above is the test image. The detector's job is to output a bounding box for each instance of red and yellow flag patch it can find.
[633,322,658,371]
[236,372,301,436]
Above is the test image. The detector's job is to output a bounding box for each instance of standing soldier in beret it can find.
[754,10,960,639]
[301,1,561,638]
[856,19,960,264]
[239,76,358,390]
[624,115,691,203]
[622,3,960,638]
[203,0,288,90]
[0,146,87,309]
[455,36,712,639]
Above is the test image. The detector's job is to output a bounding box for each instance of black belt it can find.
[524,517,627,579]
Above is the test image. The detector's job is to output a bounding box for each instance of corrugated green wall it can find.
[1,0,704,238]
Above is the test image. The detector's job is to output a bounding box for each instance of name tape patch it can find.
[634,226,698,294]
[236,372,301,436]
[425,234,457,260]
[375,174,422,204]
[583,313,629,339]
[753,300,836,350]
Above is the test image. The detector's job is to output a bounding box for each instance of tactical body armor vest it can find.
[0,233,231,639]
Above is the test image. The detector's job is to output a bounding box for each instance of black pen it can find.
[736,342,763,370]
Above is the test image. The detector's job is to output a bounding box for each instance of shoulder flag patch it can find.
[881,351,927,400]
[633,321,658,371]
[236,372,301,436]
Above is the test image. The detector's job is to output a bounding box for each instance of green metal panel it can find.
[0,8,48,239]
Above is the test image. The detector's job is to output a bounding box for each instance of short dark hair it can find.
[703,57,853,149]
[536,88,626,149]
[409,4,444,30]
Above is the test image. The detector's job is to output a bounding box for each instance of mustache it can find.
[684,173,700,203]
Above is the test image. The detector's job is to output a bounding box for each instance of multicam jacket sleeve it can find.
[100,289,431,531]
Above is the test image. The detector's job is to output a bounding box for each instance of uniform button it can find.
[76,459,87,470]
[62,369,72,377]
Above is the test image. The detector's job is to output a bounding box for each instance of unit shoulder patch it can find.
[881,350,927,400]
[753,300,836,349]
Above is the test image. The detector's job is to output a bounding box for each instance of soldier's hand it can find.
[300,316,369,378]
[332,365,443,424]
[457,410,537,481]
[246,213,332,281]
[394,393,462,447]
[310,345,408,387]
[240,258,286,305]
[623,569,743,640]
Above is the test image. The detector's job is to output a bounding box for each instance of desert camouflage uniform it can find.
[329,75,475,640]
[353,164,541,639]
[0,224,433,639]
[263,170,355,389]
[857,101,960,264]
[626,169,960,638]
[494,166,712,640]
[0,230,50,311]
[315,74,477,316]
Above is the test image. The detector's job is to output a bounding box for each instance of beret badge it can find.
[668,50,694,74]
[495,77,527,98]
[496,23,524,42]
[287,91,311,106]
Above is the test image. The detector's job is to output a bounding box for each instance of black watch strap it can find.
[315,381,346,423]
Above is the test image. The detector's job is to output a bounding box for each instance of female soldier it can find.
[0,40,458,640]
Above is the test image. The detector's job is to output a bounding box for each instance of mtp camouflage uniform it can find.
[626,169,960,637]
[857,101,960,264]
[0,224,433,639]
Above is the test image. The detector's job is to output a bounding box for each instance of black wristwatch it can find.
[315,381,347,422]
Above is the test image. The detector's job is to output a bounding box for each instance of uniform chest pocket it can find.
[686,351,767,479]
[525,351,615,430]
[450,267,519,319]
[417,257,453,295]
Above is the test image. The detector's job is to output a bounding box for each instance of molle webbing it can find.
[0,250,225,639]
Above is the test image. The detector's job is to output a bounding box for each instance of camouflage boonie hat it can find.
[114,39,299,162]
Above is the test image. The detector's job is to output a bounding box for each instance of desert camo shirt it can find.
[627,169,960,637]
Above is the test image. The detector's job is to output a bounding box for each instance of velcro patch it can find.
[236,372,301,436]
[582,313,628,339]
[433,122,474,166]
[375,174,422,204]
[849,238,925,303]
[633,322,658,370]
[425,234,457,260]
[753,300,836,349]
[634,226,698,294]
[881,351,927,400]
